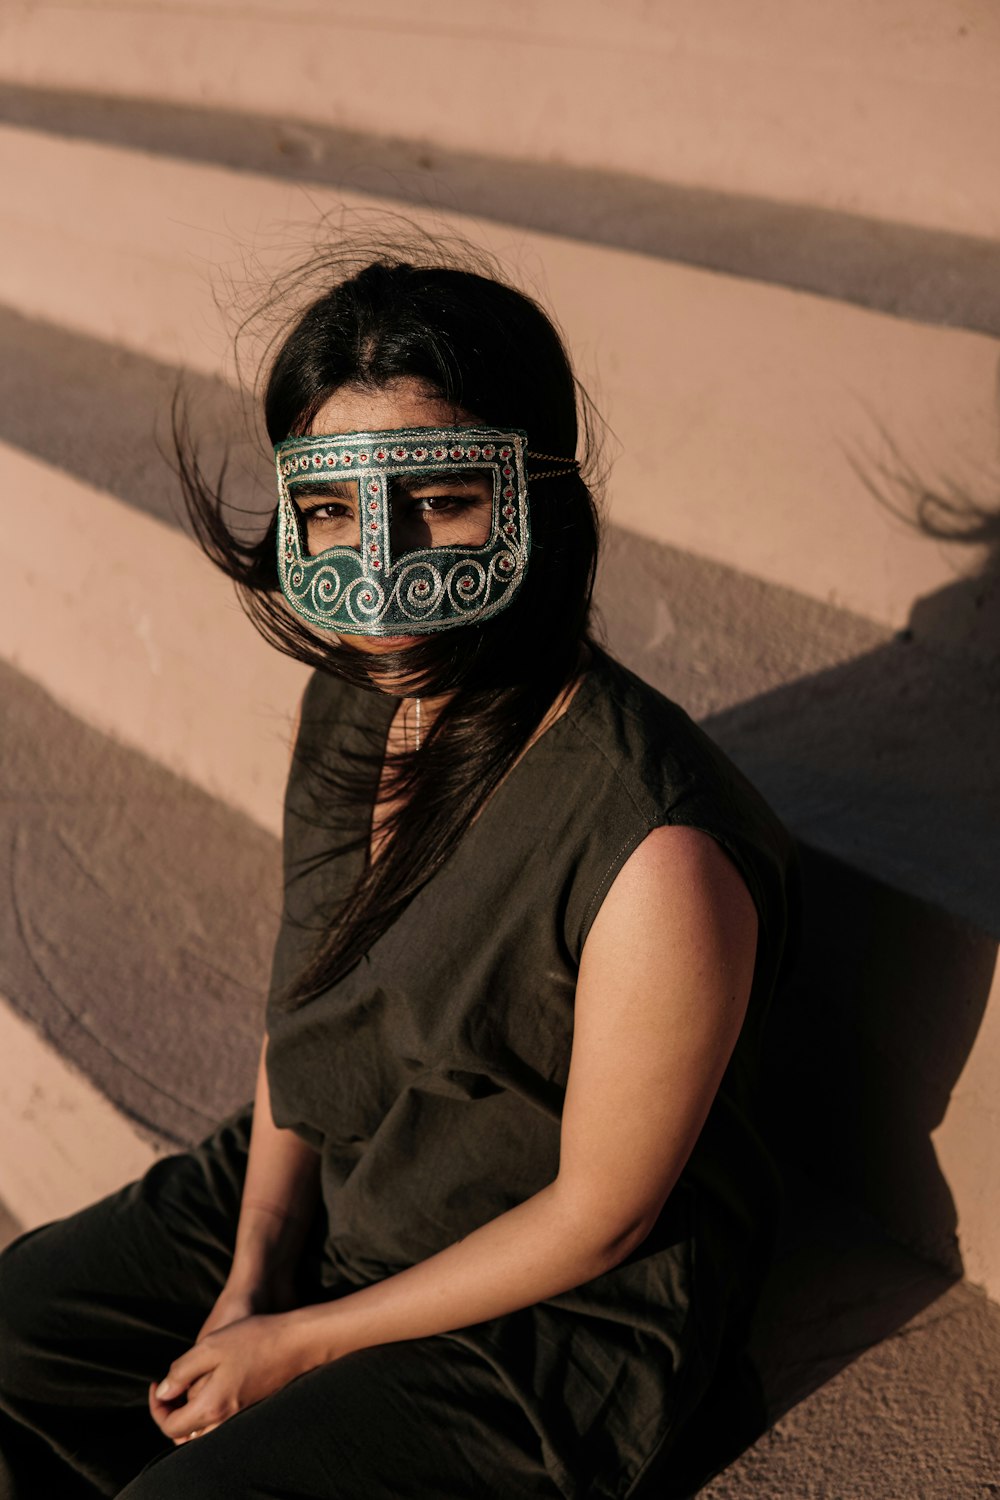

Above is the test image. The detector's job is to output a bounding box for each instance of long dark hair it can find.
[175,245,604,1007]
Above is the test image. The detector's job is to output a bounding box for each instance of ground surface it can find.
[700,1172,1000,1498]
[704,1277,1000,1498]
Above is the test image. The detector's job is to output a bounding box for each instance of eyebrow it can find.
[392,470,492,492]
[291,481,359,502]
[288,471,493,503]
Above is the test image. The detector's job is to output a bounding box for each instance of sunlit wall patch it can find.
[274,426,531,636]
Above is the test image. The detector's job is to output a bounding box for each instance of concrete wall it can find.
[3,0,999,238]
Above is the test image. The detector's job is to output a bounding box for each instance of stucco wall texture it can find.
[0,3,998,1491]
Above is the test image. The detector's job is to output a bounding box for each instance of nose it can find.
[389,502,431,556]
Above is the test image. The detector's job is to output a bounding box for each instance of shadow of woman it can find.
[699,450,1000,1426]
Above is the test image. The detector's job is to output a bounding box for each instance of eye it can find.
[302,501,352,521]
[410,493,469,513]
[293,489,361,555]
[400,471,493,508]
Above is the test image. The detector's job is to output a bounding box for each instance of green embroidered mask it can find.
[274,426,531,636]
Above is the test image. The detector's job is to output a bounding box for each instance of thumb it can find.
[154,1340,218,1403]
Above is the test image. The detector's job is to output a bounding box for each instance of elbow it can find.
[552,1181,662,1271]
[599,1211,660,1267]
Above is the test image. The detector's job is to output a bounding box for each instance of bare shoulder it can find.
[575,823,759,1083]
[584,823,759,961]
[559,824,761,1246]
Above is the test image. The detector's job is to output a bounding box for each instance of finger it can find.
[173,1419,223,1447]
[159,1387,221,1444]
[148,1380,186,1432]
[153,1343,216,1405]
[148,1372,211,1435]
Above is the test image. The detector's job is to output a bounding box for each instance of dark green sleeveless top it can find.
[266,643,800,1500]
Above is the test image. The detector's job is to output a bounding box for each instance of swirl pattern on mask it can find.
[274,425,531,635]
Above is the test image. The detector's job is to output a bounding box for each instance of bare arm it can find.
[210,1035,321,1318]
[153,822,759,1435]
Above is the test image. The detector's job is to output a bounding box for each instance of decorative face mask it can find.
[274,426,530,636]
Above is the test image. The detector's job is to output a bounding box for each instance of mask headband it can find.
[275,426,531,636]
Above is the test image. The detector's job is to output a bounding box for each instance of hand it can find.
[197,1269,299,1342]
[148,1312,320,1445]
[165,1269,301,1437]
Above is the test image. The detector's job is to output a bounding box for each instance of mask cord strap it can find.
[526,451,581,481]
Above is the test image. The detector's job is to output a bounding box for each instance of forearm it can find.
[152,1178,645,1432]
[286,1179,639,1362]
[227,1035,321,1294]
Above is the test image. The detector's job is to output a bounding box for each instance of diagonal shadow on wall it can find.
[599,444,1000,1440]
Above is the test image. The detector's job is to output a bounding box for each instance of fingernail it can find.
[155,1380,173,1400]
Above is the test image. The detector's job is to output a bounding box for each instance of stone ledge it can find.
[0,1000,161,1233]
[0,661,274,1148]
[702,1169,1000,1499]
[2,2,997,240]
[0,440,307,836]
[1,83,998,338]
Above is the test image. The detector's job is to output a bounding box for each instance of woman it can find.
[0,254,800,1499]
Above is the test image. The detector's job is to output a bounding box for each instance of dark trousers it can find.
[0,1107,563,1500]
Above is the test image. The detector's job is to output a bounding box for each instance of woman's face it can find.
[304,377,491,655]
